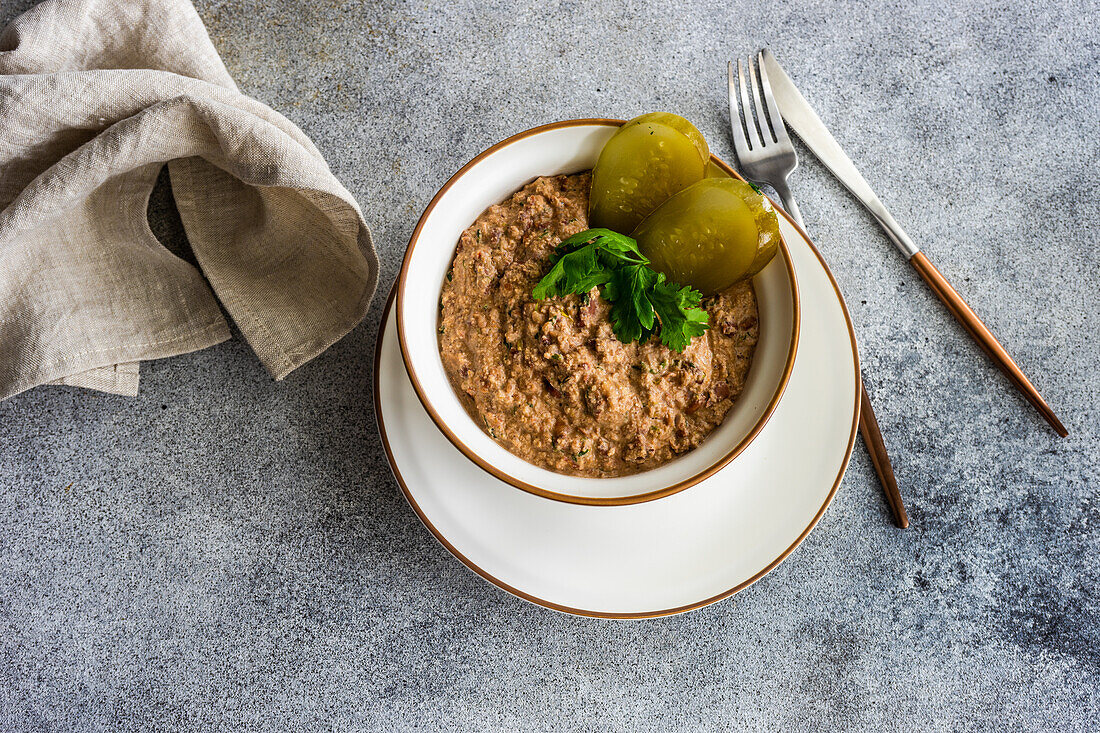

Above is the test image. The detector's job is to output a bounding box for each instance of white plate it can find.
[375,214,859,618]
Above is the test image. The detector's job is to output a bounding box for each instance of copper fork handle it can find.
[909,252,1067,437]
[859,383,908,528]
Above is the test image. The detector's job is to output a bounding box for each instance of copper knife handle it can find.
[909,252,1067,437]
[858,383,908,528]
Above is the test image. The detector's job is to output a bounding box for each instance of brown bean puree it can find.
[438,173,759,477]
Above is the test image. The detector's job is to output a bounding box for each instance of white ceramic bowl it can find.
[396,119,799,506]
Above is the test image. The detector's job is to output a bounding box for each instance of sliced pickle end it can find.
[743,192,780,279]
[589,120,706,234]
[705,160,732,179]
[631,178,782,295]
[628,112,710,167]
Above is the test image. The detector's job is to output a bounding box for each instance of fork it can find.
[728,54,909,528]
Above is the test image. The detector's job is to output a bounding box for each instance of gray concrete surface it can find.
[2,0,1098,730]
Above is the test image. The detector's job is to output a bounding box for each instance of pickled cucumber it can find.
[589,114,708,234]
[630,112,710,166]
[705,160,732,179]
[631,178,781,295]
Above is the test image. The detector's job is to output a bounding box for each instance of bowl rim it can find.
[395,118,801,506]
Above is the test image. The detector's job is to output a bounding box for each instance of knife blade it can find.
[760,48,1067,436]
[760,49,919,259]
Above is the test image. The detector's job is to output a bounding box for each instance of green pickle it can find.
[589,113,709,234]
[631,178,781,295]
[629,112,710,166]
[705,160,732,179]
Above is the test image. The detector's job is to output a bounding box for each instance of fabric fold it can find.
[0,0,377,400]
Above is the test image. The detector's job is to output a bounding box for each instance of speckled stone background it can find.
[2,0,1098,730]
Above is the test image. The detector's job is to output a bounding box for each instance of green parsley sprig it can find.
[532,229,709,352]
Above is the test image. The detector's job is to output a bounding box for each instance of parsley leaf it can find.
[531,242,609,300]
[557,228,648,267]
[532,228,710,352]
[531,229,643,301]
[606,264,656,343]
[746,180,763,195]
[649,275,710,351]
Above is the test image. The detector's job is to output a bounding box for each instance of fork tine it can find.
[748,56,772,144]
[727,61,750,154]
[737,59,763,150]
[757,50,791,145]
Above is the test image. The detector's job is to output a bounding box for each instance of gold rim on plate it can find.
[394,119,801,506]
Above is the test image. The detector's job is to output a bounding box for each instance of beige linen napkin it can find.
[0,0,378,401]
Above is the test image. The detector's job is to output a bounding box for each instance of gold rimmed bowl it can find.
[396,119,799,506]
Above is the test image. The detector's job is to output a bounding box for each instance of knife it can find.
[760,49,1067,437]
